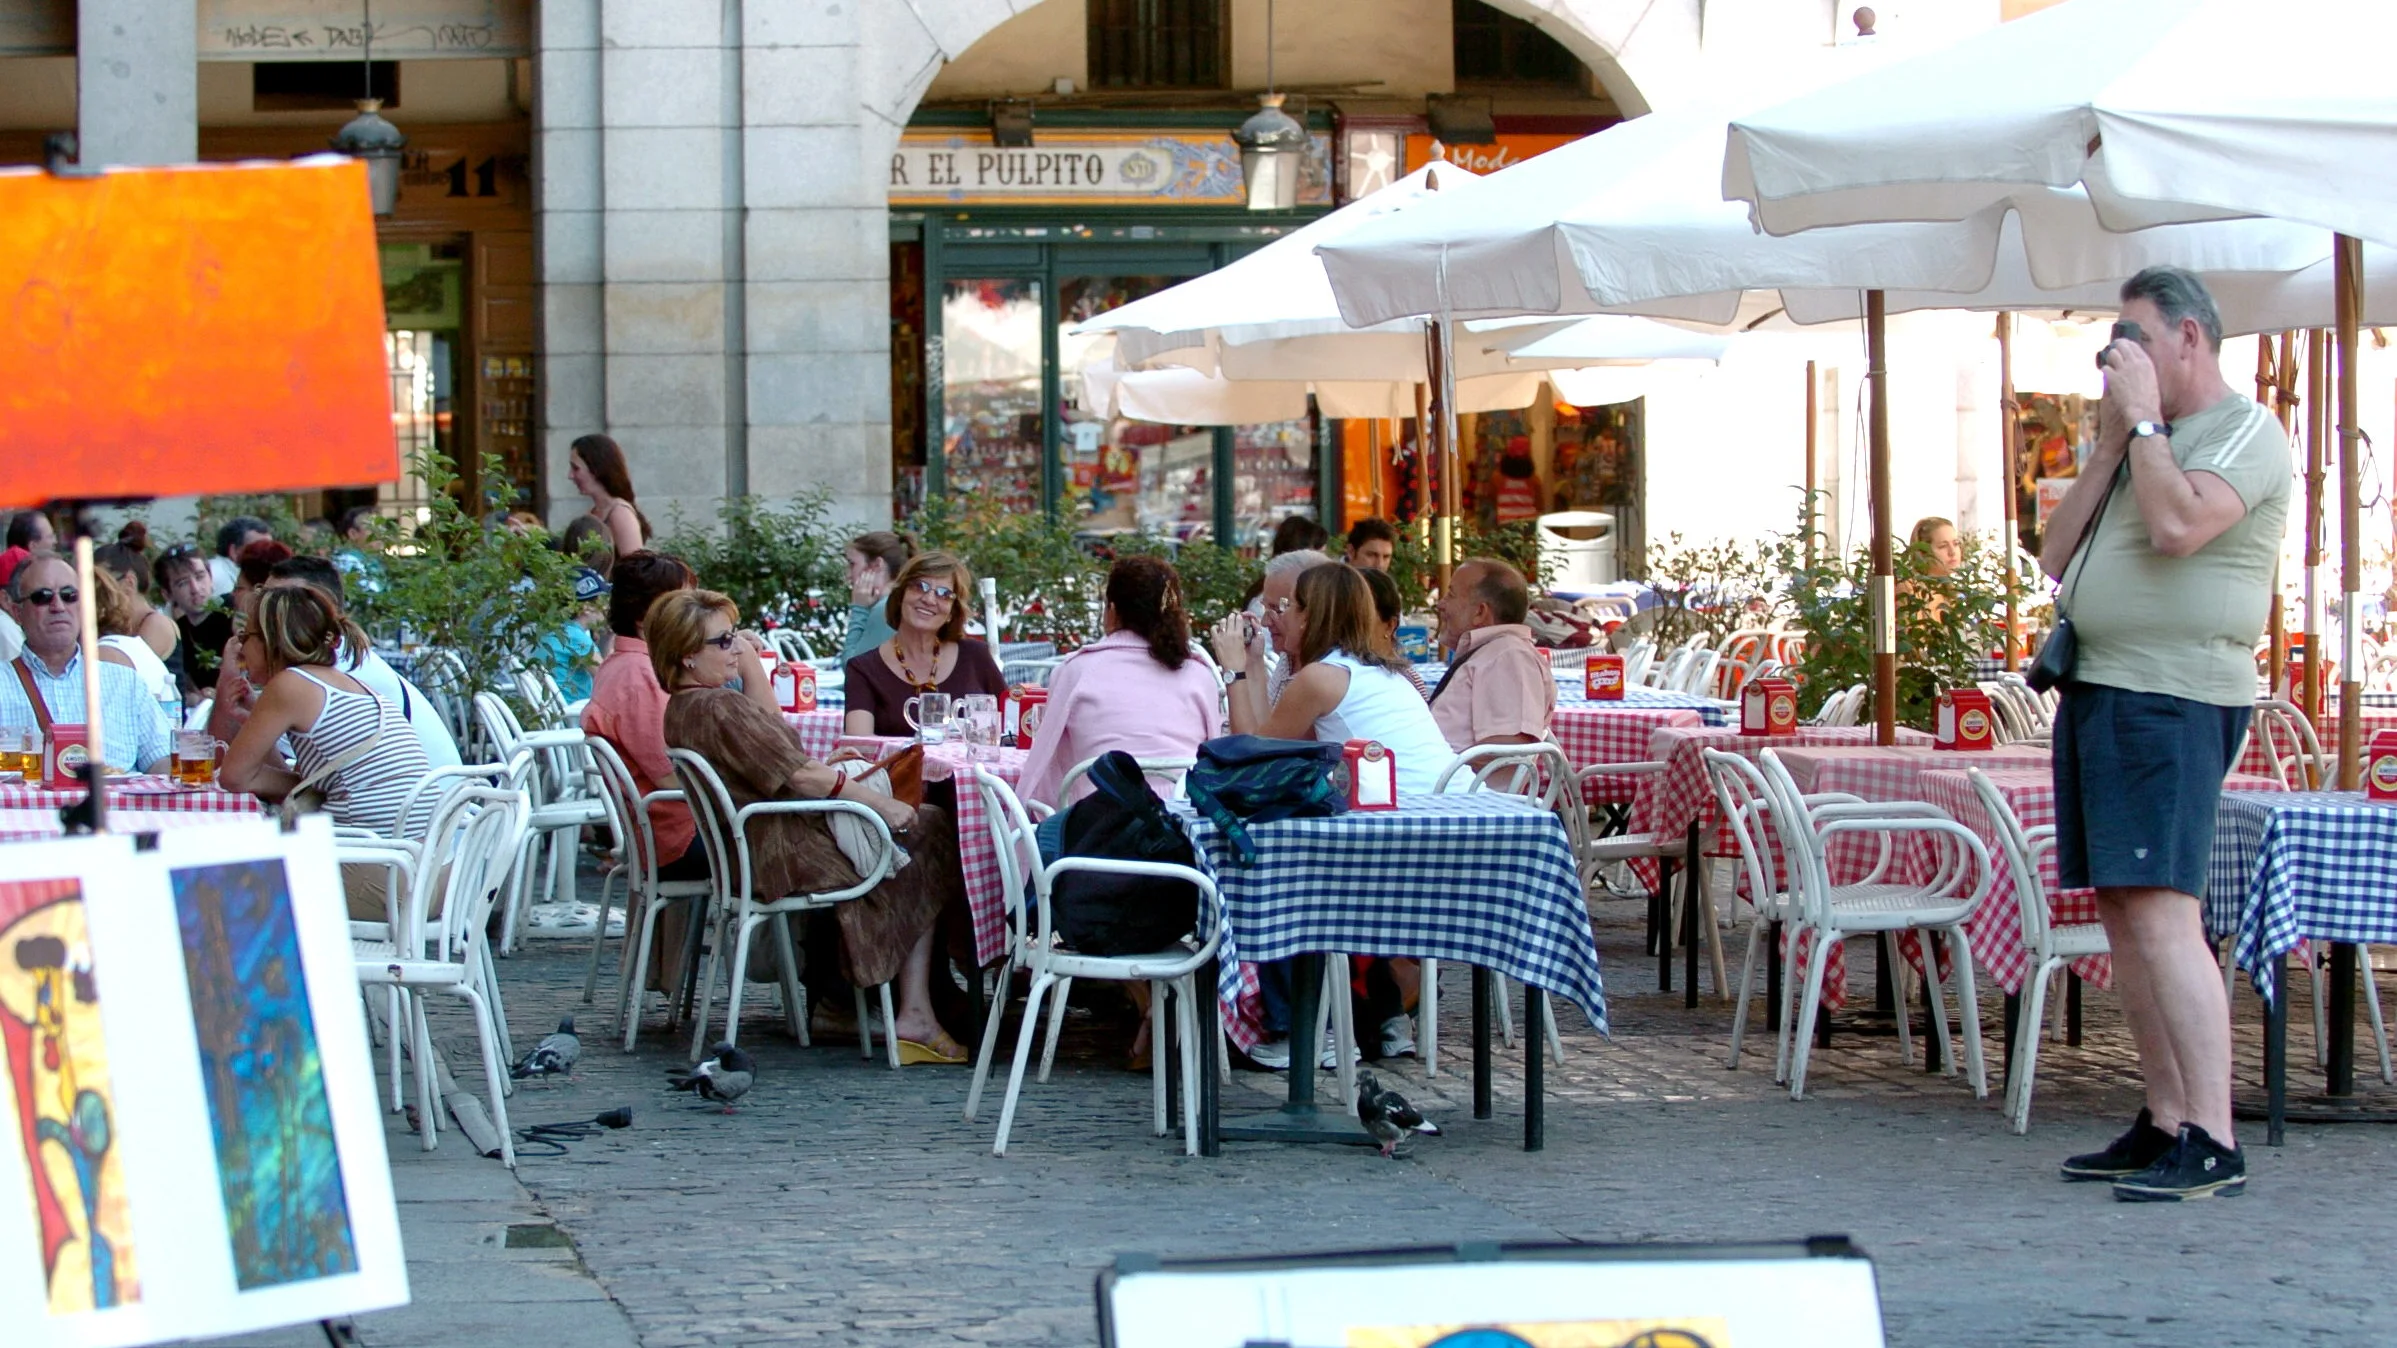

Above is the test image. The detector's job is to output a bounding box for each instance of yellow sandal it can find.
[896,1035,968,1065]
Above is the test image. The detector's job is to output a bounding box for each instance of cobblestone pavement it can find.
[413,878,2397,1348]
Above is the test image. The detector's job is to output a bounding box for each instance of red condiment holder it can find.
[1741,678,1798,736]
[43,723,89,788]
[1341,739,1398,810]
[1009,684,1048,750]
[773,661,818,713]
[1935,689,1997,751]
[2366,730,2397,801]
[1583,652,1626,700]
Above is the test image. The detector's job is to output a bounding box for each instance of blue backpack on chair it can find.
[1182,734,1347,865]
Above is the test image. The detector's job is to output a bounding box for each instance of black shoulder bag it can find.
[2026,463,2122,694]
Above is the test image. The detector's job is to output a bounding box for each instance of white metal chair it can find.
[582,736,716,1049]
[963,767,1222,1155]
[353,785,530,1168]
[767,629,818,664]
[2249,697,2328,790]
[476,692,610,955]
[1674,648,1723,697]
[1754,747,1995,1101]
[1426,744,1589,1073]
[1812,683,1867,727]
[667,748,899,1063]
[1620,638,1656,690]
[1962,769,2113,1133]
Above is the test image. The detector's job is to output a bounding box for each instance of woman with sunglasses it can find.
[654,588,971,1063]
[841,551,1007,738]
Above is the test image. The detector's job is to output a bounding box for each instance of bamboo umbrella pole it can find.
[1804,359,1818,568]
[1431,316,1461,592]
[2305,327,2328,724]
[2260,340,2286,686]
[1867,290,1896,746]
[1413,380,1433,580]
[2336,235,2363,790]
[1997,314,2021,670]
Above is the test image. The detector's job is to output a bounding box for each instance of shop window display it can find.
[1233,418,1318,552]
[941,278,1046,517]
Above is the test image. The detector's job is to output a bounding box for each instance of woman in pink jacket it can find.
[1020,555,1223,808]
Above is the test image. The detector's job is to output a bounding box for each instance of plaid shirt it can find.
[0,649,175,771]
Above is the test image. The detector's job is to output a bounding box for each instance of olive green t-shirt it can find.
[2060,393,2291,707]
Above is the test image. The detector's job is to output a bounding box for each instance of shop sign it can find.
[199,0,528,59]
[890,129,1331,208]
[1403,133,1584,175]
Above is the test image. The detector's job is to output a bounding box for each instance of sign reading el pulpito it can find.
[889,130,1331,208]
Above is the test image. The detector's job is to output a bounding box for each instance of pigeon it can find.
[511,1015,581,1079]
[1355,1070,1440,1159]
[667,1042,756,1113]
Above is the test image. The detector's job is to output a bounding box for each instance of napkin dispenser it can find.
[1009,685,1048,750]
[1935,689,1998,751]
[1584,652,1626,700]
[1741,677,1799,736]
[1341,739,1398,811]
[43,724,89,788]
[772,661,818,713]
[2368,731,2397,801]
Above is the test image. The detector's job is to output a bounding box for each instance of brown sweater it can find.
[662,685,959,987]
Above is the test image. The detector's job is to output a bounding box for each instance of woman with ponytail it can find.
[1019,554,1222,808]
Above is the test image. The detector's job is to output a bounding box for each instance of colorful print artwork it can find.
[172,860,358,1290]
[0,877,140,1314]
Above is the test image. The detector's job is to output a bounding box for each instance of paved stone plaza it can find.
[223,888,2397,1347]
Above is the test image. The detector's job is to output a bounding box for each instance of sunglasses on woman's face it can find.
[22,587,79,607]
[702,631,740,652]
[910,579,957,602]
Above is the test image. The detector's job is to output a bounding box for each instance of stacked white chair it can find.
[476,692,611,955]
[963,767,1223,1156]
[352,784,531,1168]
[767,629,817,664]
[1751,747,1995,1101]
[668,748,899,1062]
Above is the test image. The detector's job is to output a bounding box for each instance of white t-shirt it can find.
[343,644,463,769]
[207,554,238,598]
[1312,651,1456,797]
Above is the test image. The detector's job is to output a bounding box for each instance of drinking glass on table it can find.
[955,694,1001,760]
[0,726,34,776]
[172,729,218,786]
[903,691,952,745]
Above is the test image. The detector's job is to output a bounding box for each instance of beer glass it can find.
[1,726,33,776]
[956,694,1000,760]
[174,729,218,786]
[903,692,952,745]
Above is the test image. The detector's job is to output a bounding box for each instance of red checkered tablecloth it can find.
[1629,726,1938,863]
[809,733,1027,967]
[2238,708,2397,778]
[1917,766,2287,995]
[0,777,263,817]
[1552,704,1705,802]
[784,709,847,759]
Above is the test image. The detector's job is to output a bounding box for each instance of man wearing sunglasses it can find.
[0,555,174,773]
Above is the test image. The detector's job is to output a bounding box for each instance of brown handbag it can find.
[828,741,924,807]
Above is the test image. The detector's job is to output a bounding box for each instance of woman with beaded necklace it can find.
[841,551,1008,737]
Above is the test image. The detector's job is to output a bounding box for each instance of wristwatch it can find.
[1228,671,1248,684]
[2130,419,2168,441]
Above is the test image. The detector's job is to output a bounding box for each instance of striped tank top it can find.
[290,669,436,838]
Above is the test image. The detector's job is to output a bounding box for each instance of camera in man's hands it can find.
[2095,320,2146,369]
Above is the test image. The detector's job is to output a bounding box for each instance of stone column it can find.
[77,0,198,167]
[536,0,607,528]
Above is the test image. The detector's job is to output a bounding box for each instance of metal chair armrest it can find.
[733,797,899,896]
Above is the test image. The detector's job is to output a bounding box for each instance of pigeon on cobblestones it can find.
[668,1042,756,1113]
[512,1015,581,1079]
[1356,1070,1439,1158]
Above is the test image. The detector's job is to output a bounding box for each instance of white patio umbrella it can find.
[1722,0,2397,778]
[1319,99,2358,743]
[1074,163,1727,577]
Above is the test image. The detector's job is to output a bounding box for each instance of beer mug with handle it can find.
[903,691,952,744]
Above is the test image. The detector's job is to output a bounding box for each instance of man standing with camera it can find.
[2039,266,2290,1200]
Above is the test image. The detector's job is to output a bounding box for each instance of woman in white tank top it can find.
[219,585,436,916]
[1210,560,1453,797]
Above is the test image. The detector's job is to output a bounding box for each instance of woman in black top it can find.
[841,550,1008,737]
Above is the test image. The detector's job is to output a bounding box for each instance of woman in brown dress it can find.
[842,550,1008,737]
[652,588,970,1064]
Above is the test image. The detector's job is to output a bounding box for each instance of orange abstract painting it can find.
[0,157,396,507]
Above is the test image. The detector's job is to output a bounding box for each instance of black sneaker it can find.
[2059,1107,2175,1181]
[2112,1123,2247,1202]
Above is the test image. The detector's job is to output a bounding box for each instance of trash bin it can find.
[1536,511,1617,588]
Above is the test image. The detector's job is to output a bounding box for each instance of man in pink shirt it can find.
[1427,558,1554,751]
[581,552,702,876]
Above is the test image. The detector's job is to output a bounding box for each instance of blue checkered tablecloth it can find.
[1174,793,1608,1041]
[2209,790,2397,1003]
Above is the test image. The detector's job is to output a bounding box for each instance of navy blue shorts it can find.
[2052,682,2250,897]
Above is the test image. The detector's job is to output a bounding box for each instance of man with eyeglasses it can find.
[0,555,174,773]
